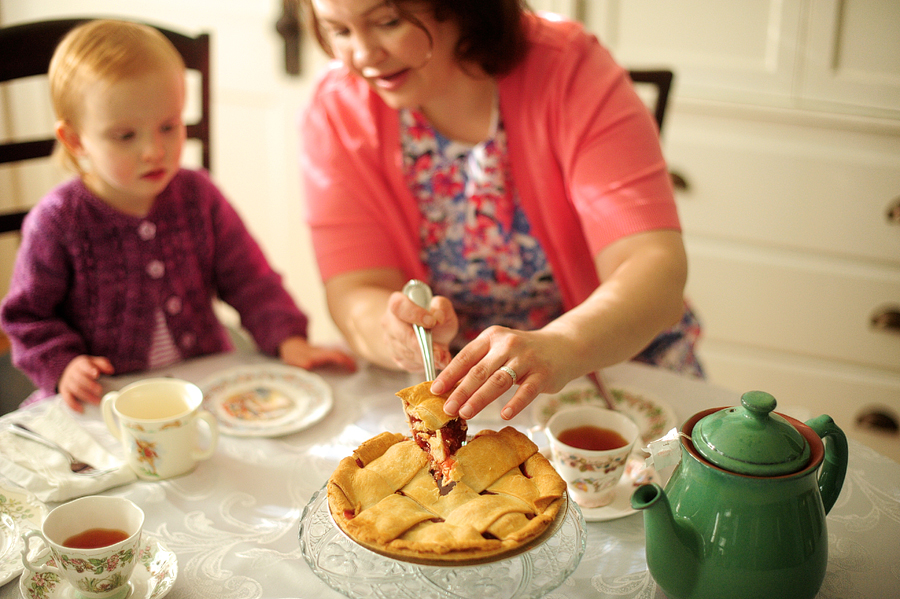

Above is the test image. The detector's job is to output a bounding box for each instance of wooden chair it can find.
[628,69,687,190]
[0,18,211,234]
[627,69,674,133]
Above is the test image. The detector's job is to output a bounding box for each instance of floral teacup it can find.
[21,496,143,599]
[546,406,639,508]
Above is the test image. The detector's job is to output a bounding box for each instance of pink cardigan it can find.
[300,13,680,311]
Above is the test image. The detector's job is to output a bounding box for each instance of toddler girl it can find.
[1,19,355,411]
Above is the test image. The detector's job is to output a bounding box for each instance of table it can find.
[2,352,899,599]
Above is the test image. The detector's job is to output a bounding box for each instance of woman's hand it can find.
[432,326,580,421]
[58,355,115,412]
[383,290,458,373]
[433,230,689,421]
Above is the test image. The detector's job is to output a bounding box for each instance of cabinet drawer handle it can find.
[870,306,900,334]
[856,407,899,435]
[888,196,900,225]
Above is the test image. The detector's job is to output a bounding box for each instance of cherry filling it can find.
[413,435,430,452]
[442,418,467,455]
[436,478,457,496]
[405,403,469,492]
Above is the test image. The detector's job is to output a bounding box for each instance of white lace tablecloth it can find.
[2,352,899,599]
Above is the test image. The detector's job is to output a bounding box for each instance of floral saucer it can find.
[531,378,676,447]
[537,449,656,522]
[0,483,48,587]
[19,535,177,599]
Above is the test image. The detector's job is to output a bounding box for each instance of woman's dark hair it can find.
[301,0,530,76]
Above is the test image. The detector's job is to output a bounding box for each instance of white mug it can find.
[101,378,218,480]
[21,496,144,599]
[546,406,640,508]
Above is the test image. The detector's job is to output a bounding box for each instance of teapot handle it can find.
[805,415,848,514]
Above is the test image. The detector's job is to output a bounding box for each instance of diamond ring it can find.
[499,365,517,384]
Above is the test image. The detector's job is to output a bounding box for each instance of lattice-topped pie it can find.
[327,382,567,562]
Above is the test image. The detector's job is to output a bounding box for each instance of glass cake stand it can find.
[298,485,586,599]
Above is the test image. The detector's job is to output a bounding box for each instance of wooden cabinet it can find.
[580,0,900,117]
[803,0,900,116]
[564,0,900,460]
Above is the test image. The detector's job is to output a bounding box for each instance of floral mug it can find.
[21,496,143,599]
[101,378,218,480]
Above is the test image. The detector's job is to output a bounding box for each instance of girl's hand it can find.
[382,291,458,373]
[431,326,580,421]
[279,336,357,371]
[58,355,115,412]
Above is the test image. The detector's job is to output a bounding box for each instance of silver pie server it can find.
[402,279,437,382]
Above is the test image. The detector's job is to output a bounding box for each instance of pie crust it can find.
[327,424,567,562]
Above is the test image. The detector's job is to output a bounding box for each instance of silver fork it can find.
[9,422,115,476]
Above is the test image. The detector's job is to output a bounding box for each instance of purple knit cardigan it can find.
[1,169,308,398]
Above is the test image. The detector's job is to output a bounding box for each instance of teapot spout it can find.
[632,483,701,599]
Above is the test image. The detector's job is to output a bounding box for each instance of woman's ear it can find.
[55,120,84,156]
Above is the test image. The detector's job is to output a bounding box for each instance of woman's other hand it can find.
[324,268,459,374]
[383,290,458,372]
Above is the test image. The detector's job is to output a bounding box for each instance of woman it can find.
[299,0,703,421]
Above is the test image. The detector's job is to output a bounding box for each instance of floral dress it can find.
[400,107,704,378]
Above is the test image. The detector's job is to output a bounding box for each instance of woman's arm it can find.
[435,229,687,420]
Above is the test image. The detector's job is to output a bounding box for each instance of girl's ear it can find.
[55,120,84,156]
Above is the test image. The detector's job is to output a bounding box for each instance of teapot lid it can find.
[691,391,810,476]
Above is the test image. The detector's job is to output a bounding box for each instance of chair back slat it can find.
[0,18,211,234]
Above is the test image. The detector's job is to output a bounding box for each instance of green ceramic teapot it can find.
[631,390,848,599]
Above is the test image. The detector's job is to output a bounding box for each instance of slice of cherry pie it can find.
[327,383,567,562]
[396,381,467,484]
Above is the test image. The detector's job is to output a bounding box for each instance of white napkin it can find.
[0,400,136,502]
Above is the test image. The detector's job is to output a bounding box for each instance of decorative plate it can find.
[531,378,676,447]
[19,535,177,599]
[199,364,333,437]
[0,483,48,587]
[299,483,586,599]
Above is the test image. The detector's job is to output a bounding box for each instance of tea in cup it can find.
[546,406,640,508]
[101,378,218,480]
[21,496,144,599]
